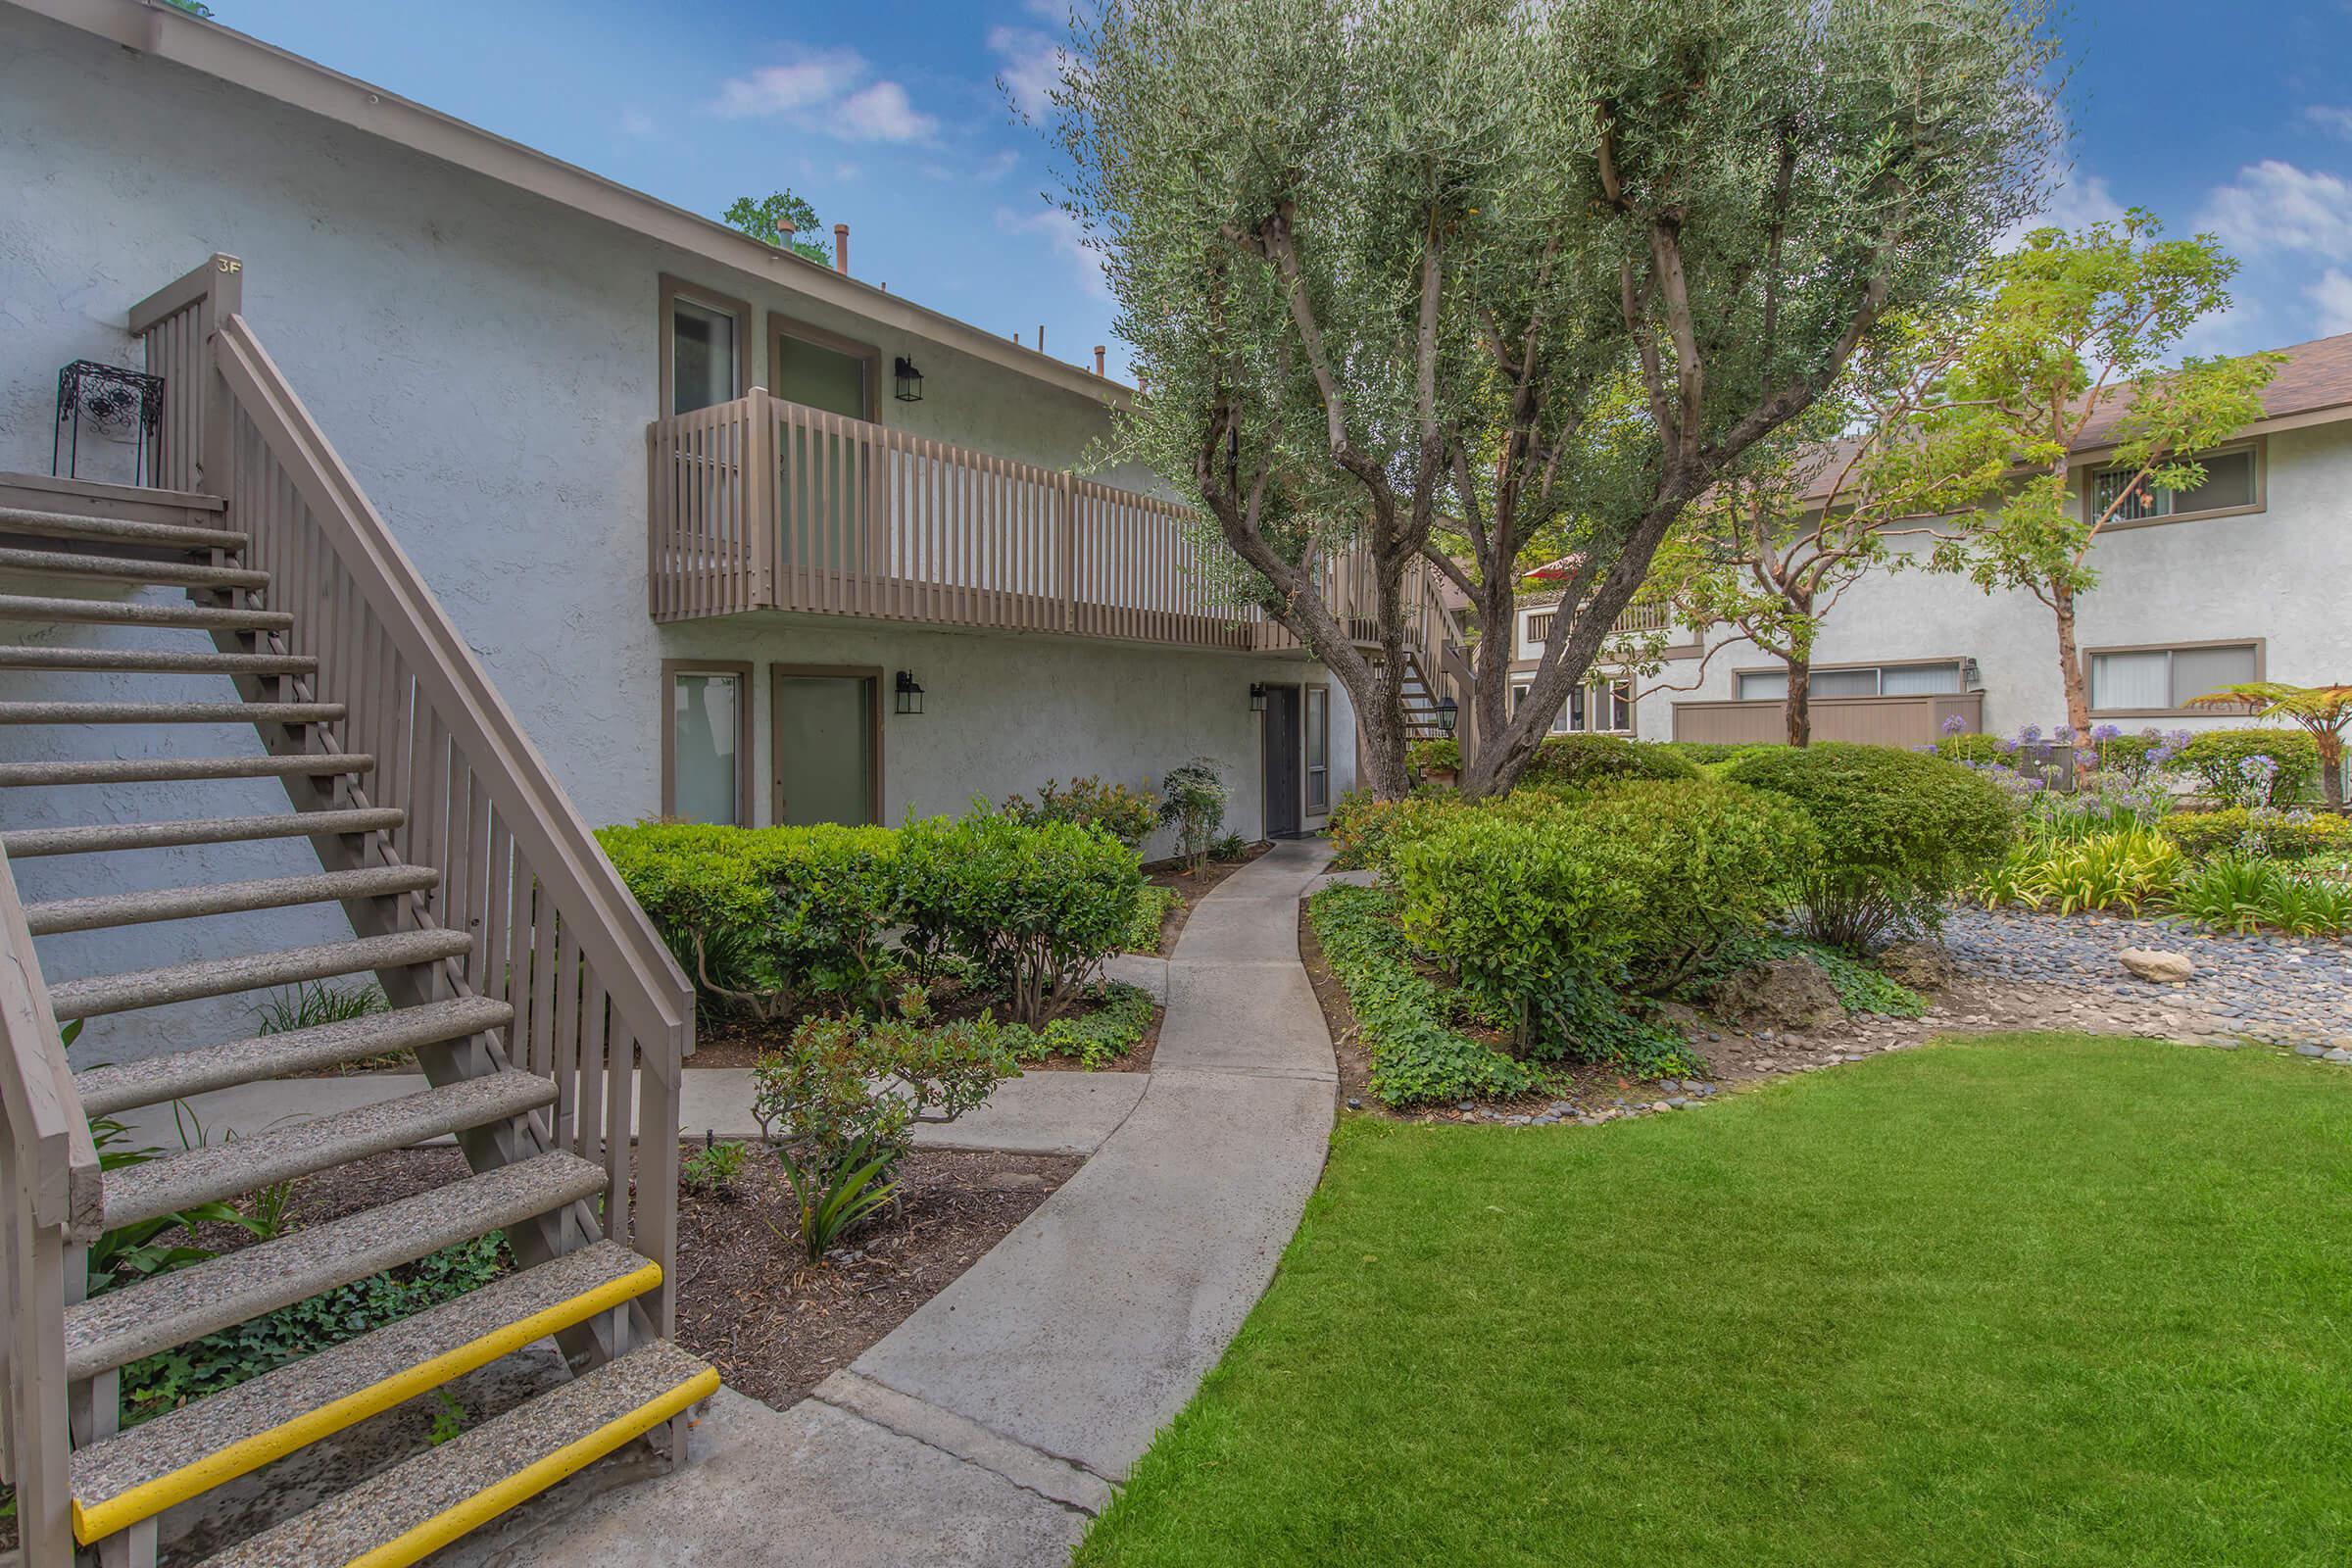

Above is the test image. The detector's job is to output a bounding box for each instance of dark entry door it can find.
[1263,684,1302,837]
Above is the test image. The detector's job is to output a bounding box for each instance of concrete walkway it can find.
[459,838,1341,1567]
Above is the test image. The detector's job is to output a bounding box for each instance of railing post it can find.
[1057,471,1076,632]
[745,388,776,612]
[198,254,243,499]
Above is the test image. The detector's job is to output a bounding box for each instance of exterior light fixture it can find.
[1250,683,1268,713]
[894,356,924,403]
[1436,696,1459,735]
[894,670,925,715]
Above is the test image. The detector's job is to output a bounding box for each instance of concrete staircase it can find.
[0,487,711,1566]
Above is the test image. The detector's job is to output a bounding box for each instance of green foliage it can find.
[1779,939,1928,1019]
[1002,981,1157,1068]
[776,1132,901,1262]
[1004,775,1160,850]
[2168,858,2352,938]
[254,981,387,1036]
[1727,743,2014,949]
[599,820,902,1020]
[122,1238,507,1425]
[2164,808,2349,861]
[160,0,213,15]
[1307,886,1538,1108]
[894,809,1143,1025]
[2175,728,2320,807]
[427,1390,466,1446]
[681,1137,753,1197]
[1325,788,1428,872]
[1124,883,1178,952]
[751,999,1016,1178]
[1405,738,1461,777]
[721,190,830,264]
[1933,732,2006,766]
[85,1115,257,1296]
[1659,742,1774,768]
[1537,974,1701,1078]
[2185,682,2352,808]
[1969,827,2183,915]
[1209,832,1251,861]
[1517,734,1698,790]
[1156,760,1230,872]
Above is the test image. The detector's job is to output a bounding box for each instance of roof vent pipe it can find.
[833,223,849,274]
[1094,345,1105,375]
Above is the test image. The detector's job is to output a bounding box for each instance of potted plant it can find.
[1407,737,1461,789]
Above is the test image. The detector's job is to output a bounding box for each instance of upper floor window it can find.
[2089,443,2259,525]
[2088,640,2258,715]
[1514,676,1632,735]
[660,276,751,416]
[1524,611,1554,646]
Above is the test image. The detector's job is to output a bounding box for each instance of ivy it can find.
[1309,886,1539,1107]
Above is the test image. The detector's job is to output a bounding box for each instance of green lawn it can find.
[1080,1036,2352,1567]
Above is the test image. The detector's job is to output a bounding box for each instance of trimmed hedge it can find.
[2176,728,2320,806]
[1726,743,2013,950]
[1519,734,1699,788]
[2163,808,2350,860]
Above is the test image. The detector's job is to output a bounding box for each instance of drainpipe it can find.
[833,223,849,275]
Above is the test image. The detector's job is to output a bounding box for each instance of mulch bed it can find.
[671,1144,1079,1409]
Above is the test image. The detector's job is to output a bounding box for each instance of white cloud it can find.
[1997,172,2128,249]
[618,106,655,138]
[990,25,1064,121]
[2306,105,2352,139]
[2201,160,2352,260]
[2310,269,2352,335]
[975,148,1019,183]
[712,46,936,144]
[997,204,1108,300]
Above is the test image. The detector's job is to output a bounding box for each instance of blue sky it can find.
[210,0,2352,374]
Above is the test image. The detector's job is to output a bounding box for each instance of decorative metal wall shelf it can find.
[53,360,166,486]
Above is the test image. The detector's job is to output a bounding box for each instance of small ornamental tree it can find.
[1924,215,2281,741]
[1039,0,2060,798]
[2185,683,2352,809]
[722,191,831,265]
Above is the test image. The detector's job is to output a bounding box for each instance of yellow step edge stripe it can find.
[347,1362,720,1568]
[72,1261,663,1545]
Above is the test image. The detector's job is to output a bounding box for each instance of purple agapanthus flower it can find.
[2051,724,2074,744]
[1941,713,1968,736]
[1994,737,2020,756]
[2089,723,2122,743]
[2018,724,2042,744]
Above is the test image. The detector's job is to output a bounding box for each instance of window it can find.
[2090,444,2259,524]
[772,316,879,421]
[1516,677,1631,734]
[2088,641,2259,714]
[662,661,752,824]
[1524,611,1554,648]
[1305,687,1330,814]
[659,276,751,416]
[1738,661,1965,701]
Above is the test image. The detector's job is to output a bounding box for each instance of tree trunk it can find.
[1358,556,1415,800]
[2051,579,2090,745]
[2321,735,2345,810]
[1785,655,1811,748]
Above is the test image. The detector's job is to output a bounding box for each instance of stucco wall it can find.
[1635,423,2352,744]
[0,9,1349,1065]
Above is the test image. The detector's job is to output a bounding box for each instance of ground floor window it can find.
[1513,676,1633,735]
[1305,686,1330,814]
[2087,640,2259,715]
[662,661,752,824]
[1737,660,1965,702]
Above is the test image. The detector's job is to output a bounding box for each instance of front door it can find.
[1263,684,1302,838]
[771,665,880,826]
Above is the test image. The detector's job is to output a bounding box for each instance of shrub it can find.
[1726,743,2013,950]
[1968,827,2182,915]
[751,1000,1016,1179]
[1405,737,1461,776]
[1932,732,2005,766]
[2176,728,2320,806]
[1325,789,1480,877]
[1519,733,1699,789]
[681,1137,752,1198]
[1124,883,1178,952]
[1210,831,1251,861]
[599,820,901,1020]
[1157,759,1230,872]
[2171,857,2352,937]
[1002,980,1156,1068]
[2163,808,2350,860]
[893,809,1142,1025]
[1307,885,1539,1106]
[2090,726,2190,781]
[1002,776,1158,850]
[1659,741,1774,768]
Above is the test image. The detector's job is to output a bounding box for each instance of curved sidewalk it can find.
[466,839,1340,1567]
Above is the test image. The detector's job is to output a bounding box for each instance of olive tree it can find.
[1039,0,2060,796]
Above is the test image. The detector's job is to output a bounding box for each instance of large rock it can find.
[1706,957,1842,1032]
[1877,938,1958,992]
[2119,948,2196,984]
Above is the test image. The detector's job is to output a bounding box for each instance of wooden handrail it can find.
[0,846,97,1240]
[215,316,693,1068]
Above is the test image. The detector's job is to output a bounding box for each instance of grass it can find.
[1078,1035,2352,1567]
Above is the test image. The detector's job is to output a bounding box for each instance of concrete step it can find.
[0,752,371,788]
[194,1341,717,1568]
[0,505,244,552]
[64,1149,611,1382]
[0,645,316,675]
[24,864,440,935]
[67,1241,663,1546]
[0,699,342,725]
[75,996,516,1116]
[48,927,474,1021]
[2,805,403,857]
[0,593,290,632]
[97,1070,558,1231]
[0,545,267,590]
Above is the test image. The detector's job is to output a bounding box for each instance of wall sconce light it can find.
[1436,696,1459,735]
[894,356,925,403]
[895,670,926,715]
[1250,683,1268,713]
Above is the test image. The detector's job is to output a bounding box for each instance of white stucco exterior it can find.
[0,6,1355,1064]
